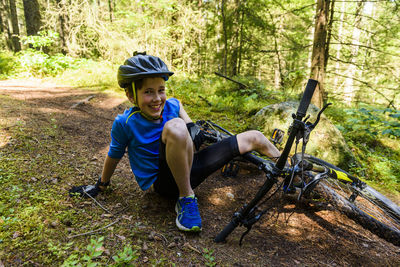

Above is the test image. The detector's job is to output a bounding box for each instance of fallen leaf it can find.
[115,234,126,241]
[13,231,21,239]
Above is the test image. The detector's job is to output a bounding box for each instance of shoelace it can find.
[182,198,198,216]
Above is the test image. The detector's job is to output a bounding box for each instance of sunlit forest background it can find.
[1,0,399,107]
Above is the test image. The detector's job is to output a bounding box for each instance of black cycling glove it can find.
[69,176,109,198]
[186,122,205,151]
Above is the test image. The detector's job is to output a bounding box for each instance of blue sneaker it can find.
[175,196,202,232]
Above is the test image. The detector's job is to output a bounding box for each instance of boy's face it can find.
[127,77,166,119]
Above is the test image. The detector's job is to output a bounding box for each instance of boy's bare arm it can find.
[179,102,192,123]
[99,155,120,190]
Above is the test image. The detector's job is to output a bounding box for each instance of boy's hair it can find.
[125,79,144,96]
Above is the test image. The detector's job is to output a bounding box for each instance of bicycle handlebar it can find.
[297,79,318,118]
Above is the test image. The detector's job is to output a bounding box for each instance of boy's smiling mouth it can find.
[150,104,162,110]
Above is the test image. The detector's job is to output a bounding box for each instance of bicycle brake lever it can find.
[303,114,310,123]
[310,103,332,129]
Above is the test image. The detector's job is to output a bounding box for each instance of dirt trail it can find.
[1,80,399,266]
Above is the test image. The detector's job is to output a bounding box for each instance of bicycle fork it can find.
[214,169,278,243]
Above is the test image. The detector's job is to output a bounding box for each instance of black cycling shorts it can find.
[153,135,240,198]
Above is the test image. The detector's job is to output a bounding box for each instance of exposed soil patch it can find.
[1,80,399,266]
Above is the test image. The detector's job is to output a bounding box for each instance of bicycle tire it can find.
[293,153,400,246]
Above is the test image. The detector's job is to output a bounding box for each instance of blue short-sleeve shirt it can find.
[108,98,180,190]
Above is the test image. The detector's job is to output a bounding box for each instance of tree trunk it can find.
[0,0,12,49]
[8,0,20,51]
[230,0,241,76]
[22,0,41,36]
[310,0,331,108]
[269,11,284,90]
[237,5,244,75]
[221,0,228,75]
[0,8,3,33]
[55,0,68,54]
[343,0,364,104]
[333,0,345,91]
[108,0,113,22]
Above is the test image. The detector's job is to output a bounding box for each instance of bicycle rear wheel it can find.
[294,153,400,246]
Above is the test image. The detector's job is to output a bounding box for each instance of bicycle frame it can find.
[214,79,318,243]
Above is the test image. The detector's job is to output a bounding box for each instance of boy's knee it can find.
[246,130,265,144]
[162,118,189,142]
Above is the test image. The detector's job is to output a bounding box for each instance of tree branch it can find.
[68,218,121,239]
[329,42,400,58]
[327,71,398,109]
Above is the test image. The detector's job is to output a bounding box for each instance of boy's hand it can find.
[69,176,109,198]
[69,184,101,198]
[186,122,205,151]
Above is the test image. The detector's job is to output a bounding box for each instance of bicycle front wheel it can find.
[294,153,400,246]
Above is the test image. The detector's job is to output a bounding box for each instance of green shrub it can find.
[16,49,85,77]
[20,30,59,51]
[0,50,19,78]
[340,107,400,138]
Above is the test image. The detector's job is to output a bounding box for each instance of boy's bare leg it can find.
[236,130,281,159]
[162,118,194,197]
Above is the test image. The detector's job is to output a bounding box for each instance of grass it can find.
[0,95,146,265]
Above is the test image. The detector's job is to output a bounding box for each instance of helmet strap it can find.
[139,110,163,121]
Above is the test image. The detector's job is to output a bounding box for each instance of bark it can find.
[0,0,12,49]
[230,0,241,76]
[333,0,345,90]
[23,0,41,36]
[108,0,113,22]
[221,0,228,75]
[310,0,332,108]
[237,5,244,75]
[8,0,20,51]
[343,0,364,104]
[55,0,68,54]
[0,8,3,33]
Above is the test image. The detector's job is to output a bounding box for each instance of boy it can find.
[70,53,281,232]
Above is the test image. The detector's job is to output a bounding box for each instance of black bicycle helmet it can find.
[117,52,174,88]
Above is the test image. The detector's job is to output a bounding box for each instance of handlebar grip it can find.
[214,220,239,243]
[296,79,318,117]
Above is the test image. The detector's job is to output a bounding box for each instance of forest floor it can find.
[0,79,399,266]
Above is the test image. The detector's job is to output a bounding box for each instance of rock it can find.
[226,192,235,200]
[252,101,355,168]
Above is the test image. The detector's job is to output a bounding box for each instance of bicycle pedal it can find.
[270,128,284,145]
[221,161,239,178]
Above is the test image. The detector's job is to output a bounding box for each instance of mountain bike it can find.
[197,79,400,246]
